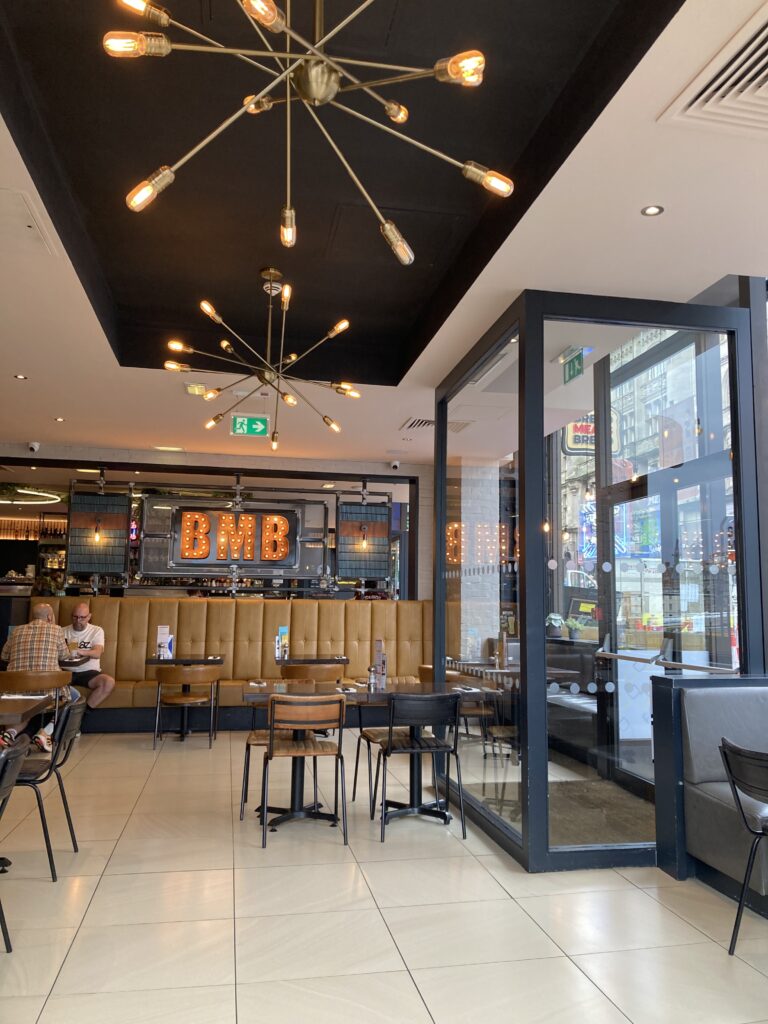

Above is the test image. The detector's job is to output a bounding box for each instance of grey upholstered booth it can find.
[682,686,768,895]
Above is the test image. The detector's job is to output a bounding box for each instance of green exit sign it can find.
[230,414,269,437]
[563,350,584,385]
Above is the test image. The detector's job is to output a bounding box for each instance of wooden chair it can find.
[260,694,347,848]
[0,737,31,952]
[239,679,344,821]
[154,664,221,749]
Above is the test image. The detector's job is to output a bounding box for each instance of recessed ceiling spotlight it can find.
[641,205,664,217]
[77,468,101,474]
[54,417,65,422]
[14,374,28,380]
[154,445,185,452]
[30,466,37,470]
[322,483,335,489]
[134,470,141,475]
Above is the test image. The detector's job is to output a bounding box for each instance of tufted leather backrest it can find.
[32,595,434,682]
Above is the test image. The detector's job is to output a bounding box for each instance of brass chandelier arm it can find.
[203,370,256,395]
[284,331,332,371]
[217,382,264,421]
[337,69,435,92]
[301,102,385,224]
[311,0,378,48]
[275,375,330,423]
[168,43,429,76]
[169,19,279,77]
[191,350,254,369]
[167,5,377,176]
[237,2,288,71]
[330,100,463,170]
[220,321,280,377]
[280,23,390,111]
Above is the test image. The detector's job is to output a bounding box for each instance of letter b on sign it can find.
[261,515,290,561]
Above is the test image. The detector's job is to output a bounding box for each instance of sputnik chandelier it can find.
[104,0,513,264]
[164,266,357,451]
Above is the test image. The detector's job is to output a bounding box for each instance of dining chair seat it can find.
[160,693,210,706]
[271,736,339,757]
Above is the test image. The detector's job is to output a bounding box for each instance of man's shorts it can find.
[71,670,101,688]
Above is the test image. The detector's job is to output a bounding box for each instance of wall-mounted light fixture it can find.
[94,518,102,544]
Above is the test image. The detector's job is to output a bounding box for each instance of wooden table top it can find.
[0,696,52,726]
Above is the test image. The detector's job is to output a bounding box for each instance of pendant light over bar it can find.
[104,0,513,264]
[164,267,355,451]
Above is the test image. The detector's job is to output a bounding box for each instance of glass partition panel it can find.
[442,332,520,838]
[543,320,740,849]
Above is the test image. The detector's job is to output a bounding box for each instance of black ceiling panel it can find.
[0,1,684,386]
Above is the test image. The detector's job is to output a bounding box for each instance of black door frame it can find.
[435,288,762,872]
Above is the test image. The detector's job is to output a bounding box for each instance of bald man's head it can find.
[71,603,91,632]
[31,603,54,624]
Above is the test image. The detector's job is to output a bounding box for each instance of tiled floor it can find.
[2,730,768,1023]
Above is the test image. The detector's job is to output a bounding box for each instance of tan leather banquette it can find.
[32,596,433,710]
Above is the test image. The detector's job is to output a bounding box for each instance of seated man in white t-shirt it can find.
[62,603,115,708]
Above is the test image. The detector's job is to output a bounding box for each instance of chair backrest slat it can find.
[266,694,345,755]
[721,737,768,806]
[0,671,71,694]
[0,737,32,806]
[156,664,221,686]
[390,692,461,729]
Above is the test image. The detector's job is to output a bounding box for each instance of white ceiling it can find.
[0,0,766,470]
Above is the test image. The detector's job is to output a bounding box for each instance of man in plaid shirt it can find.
[1,604,71,751]
[1,603,69,671]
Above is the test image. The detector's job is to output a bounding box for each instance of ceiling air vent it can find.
[399,417,472,436]
[660,3,768,138]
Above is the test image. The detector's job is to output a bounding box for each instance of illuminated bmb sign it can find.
[171,509,298,568]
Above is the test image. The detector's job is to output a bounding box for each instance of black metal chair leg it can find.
[431,753,437,801]
[0,899,11,953]
[153,687,162,750]
[240,743,251,821]
[444,753,450,817]
[352,733,362,801]
[28,783,57,882]
[380,756,388,843]
[53,768,78,852]
[313,757,320,811]
[371,750,382,821]
[454,753,467,839]
[339,755,348,845]
[729,833,763,954]
[333,757,339,822]
[208,684,215,749]
[370,741,376,819]
[261,756,270,848]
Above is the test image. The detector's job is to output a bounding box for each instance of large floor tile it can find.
[45,792,138,816]
[517,888,708,954]
[120,811,234,841]
[350,821,472,862]
[646,879,768,943]
[0,875,99,930]
[0,840,115,879]
[725,935,768,978]
[84,868,234,925]
[574,941,768,1024]
[58,776,146,799]
[53,919,235,994]
[413,957,628,1023]
[39,985,236,1023]
[106,835,233,874]
[615,866,683,888]
[235,862,374,917]
[360,856,508,908]
[237,971,432,1023]
[132,793,233,815]
[236,909,404,981]
[384,899,561,969]
[0,927,76,996]
[233,827,355,867]
[0,996,46,1024]
[478,853,633,897]
[13,812,130,842]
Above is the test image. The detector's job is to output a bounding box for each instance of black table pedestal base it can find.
[383,798,451,826]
